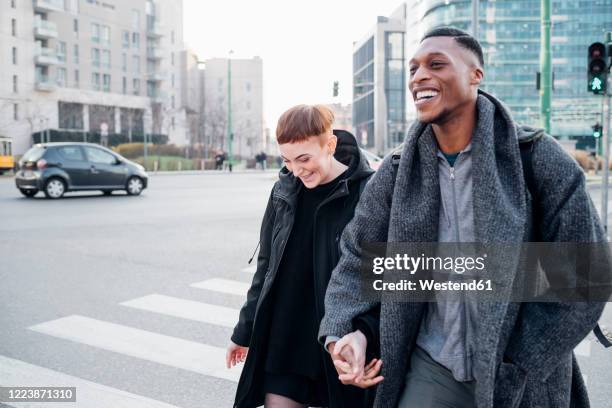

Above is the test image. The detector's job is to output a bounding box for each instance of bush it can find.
[113,143,185,159]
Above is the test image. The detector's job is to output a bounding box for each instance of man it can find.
[319,27,610,407]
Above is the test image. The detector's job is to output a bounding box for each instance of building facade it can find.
[202,56,264,160]
[353,3,407,156]
[0,0,185,156]
[406,0,612,138]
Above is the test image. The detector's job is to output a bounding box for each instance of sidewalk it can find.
[148,168,280,176]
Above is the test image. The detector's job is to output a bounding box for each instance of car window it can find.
[84,147,116,165]
[21,146,45,162]
[57,146,85,161]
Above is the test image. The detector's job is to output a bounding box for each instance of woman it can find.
[226,105,376,407]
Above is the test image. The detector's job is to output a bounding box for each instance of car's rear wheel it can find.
[126,176,144,196]
[19,188,38,197]
[44,177,66,199]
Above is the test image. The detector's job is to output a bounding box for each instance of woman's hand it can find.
[226,341,249,369]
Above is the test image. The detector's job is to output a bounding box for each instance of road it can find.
[0,172,611,408]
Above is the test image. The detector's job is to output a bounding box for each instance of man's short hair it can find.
[421,26,484,67]
[276,104,334,144]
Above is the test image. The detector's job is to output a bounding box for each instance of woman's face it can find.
[279,134,336,188]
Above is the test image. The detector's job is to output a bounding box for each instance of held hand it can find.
[331,330,368,379]
[334,358,384,389]
[225,341,249,369]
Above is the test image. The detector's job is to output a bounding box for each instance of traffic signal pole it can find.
[600,32,611,233]
[539,0,552,134]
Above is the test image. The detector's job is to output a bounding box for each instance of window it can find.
[12,47,17,65]
[73,19,78,38]
[246,82,251,92]
[171,117,175,130]
[91,48,100,67]
[101,50,110,69]
[122,77,127,94]
[171,30,175,44]
[122,53,127,72]
[73,44,79,64]
[74,69,79,87]
[132,10,140,30]
[57,41,66,62]
[171,74,174,87]
[11,0,16,8]
[132,32,140,50]
[101,25,110,45]
[92,73,100,91]
[11,19,16,36]
[59,102,84,129]
[122,30,129,48]
[133,78,140,95]
[85,147,116,165]
[132,55,140,73]
[56,68,66,87]
[91,23,100,43]
[13,104,18,120]
[171,52,174,66]
[13,75,18,93]
[102,74,110,92]
[58,146,85,161]
[171,95,175,108]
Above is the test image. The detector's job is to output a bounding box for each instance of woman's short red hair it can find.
[276,104,335,144]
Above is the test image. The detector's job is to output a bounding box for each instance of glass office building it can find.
[407,0,612,138]
[353,5,407,155]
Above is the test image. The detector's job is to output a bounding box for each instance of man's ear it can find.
[471,66,484,86]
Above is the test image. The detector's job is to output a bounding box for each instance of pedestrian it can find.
[260,151,268,170]
[226,104,375,408]
[319,27,612,408]
[215,150,225,170]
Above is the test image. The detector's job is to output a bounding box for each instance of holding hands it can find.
[327,330,384,389]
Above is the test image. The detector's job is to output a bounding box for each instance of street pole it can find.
[600,31,612,233]
[144,132,148,170]
[227,50,233,172]
[472,0,479,39]
[539,0,552,134]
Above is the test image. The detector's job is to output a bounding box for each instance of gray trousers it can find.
[397,347,476,408]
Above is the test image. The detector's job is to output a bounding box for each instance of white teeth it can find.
[416,90,439,100]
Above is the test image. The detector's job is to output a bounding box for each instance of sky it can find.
[183,0,406,131]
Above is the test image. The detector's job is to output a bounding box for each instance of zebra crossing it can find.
[0,268,255,408]
[0,264,603,407]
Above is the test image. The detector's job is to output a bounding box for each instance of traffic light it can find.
[333,81,339,97]
[588,42,607,94]
[593,123,603,138]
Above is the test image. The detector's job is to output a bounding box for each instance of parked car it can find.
[15,143,148,199]
[360,148,383,171]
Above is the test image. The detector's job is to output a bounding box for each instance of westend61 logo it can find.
[372,253,487,275]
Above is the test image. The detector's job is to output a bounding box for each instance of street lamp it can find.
[227,50,234,172]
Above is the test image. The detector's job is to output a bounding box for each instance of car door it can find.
[54,145,90,187]
[82,146,128,188]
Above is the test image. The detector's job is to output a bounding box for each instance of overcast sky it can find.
[183,0,405,131]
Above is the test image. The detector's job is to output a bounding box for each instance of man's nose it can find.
[410,65,431,86]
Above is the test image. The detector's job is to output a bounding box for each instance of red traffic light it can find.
[588,42,606,59]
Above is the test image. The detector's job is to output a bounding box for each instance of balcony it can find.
[34,19,58,39]
[34,47,59,65]
[146,48,164,60]
[35,77,57,92]
[146,71,165,81]
[33,0,64,13]
[146,24,164,38]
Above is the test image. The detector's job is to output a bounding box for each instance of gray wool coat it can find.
[319,90,610,408]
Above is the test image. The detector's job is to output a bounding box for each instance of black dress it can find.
[263,168,350,405]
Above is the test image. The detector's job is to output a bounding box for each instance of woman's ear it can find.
[327,134,338,154]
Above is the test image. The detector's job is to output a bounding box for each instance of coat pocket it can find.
[493,361,528,408]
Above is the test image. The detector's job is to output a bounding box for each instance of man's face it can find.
[408,37,483,124]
